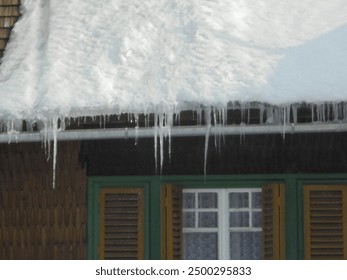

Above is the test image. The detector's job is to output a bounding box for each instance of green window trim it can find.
[87,174,347,260]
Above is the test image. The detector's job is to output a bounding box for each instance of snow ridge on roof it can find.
[0,0,347,123]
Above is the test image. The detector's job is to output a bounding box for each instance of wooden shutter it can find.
[304,185,347,260]
[99,188,144,260]
[161,184,182,259]
[262,183,285,259]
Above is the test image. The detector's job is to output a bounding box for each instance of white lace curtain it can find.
[183,190,262,260]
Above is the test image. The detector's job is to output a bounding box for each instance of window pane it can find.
[184,233,218,260]
[198,192,217,208]
[230,232,262,260]
[229,192,249,208]
[230,211,249,227]
[198,212,218,227]
[183,212,195,227]
[183,193,195,209]
[252,211,262,228]
[252,192,262,208]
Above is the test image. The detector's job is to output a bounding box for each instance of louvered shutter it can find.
[99,188,144,260]
[262,183,285,259]
[161,184,182,259]
[304,185,347,260]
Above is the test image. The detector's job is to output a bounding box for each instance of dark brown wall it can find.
[82,132,347,176]
[0,141,87,259]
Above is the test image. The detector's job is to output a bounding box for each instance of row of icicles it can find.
[1,102,347,188]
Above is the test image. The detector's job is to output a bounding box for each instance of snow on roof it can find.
[1,0,347,123]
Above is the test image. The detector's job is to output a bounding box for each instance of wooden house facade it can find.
[0,2,347,260]
[1,131,347,260]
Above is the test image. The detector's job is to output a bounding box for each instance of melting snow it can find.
[1,0,347,122]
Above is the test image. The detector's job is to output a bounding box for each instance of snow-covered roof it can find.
[1,0,347,124]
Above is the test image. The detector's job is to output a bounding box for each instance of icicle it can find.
[265,106,274,124]
[43,119,50,161]
[282,107,286,140]
[286,105,291,124]
[153,114,158,174]
[212,107,222,153]
[159,114,164,174]
[213,107,217,126]
[292,104,298,124]
[213,108,218,150]
[259,104,264,124]
[317,104,323,122]
[168,127,172,164]
[204,107,211,177]
[222,107,227,145]
[52,118,58,189]
[60,118,66,131]
[134,114,139,145]
[273,107,280,124]
[333,102,339,122]
[166,113,173,164]
[247,105,251,124]
[197,107,202,125]
[204,125,211,178]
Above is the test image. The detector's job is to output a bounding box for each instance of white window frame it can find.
[183,188,262,259]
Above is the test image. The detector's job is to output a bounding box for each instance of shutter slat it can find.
[99,188,144,260]
[304,185,347,260]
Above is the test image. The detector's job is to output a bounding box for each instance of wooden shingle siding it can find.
[0,0,20,59]
[0,142,87,259]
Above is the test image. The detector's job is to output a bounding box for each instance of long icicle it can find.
[204,107,212,178]
[52,118,58,189]
[159,114,164,174]
[154,113,158,174]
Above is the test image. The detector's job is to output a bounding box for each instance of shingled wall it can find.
[0,141,87,259]
[0,0,20,59]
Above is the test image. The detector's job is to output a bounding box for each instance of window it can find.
[89,177,347,260]
[182,189,262,260]
[92,181,285,260]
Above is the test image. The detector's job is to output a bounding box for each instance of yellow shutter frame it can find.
[161,184,182,259]
[99,188,144,260]
[304,185,347,260]
[262,183,285,260]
